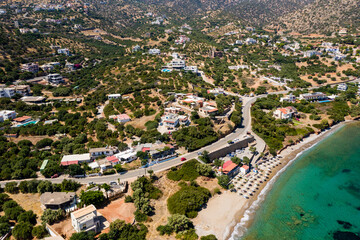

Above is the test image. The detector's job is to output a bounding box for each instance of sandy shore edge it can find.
[194,120,352,240]
[225,121,351,239]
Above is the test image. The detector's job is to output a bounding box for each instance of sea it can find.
[231,122,360,240]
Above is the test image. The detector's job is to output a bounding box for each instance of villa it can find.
[299,92,327,101]
[21,63,39,73]
[113,149,137,163]
[108,94,121,100]
[110,114,131,124]
[47,73,64,85]
[280,93,296,103]
[71,205,100,233]
[0,110,17,122]
[273,106,297,120]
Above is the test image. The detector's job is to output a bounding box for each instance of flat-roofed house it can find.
[0,110,16,122]
[71,205,100,233]
[61,153,91,166]
[299,92,327,101]
[89,146,118,160]
[40,192,76,210]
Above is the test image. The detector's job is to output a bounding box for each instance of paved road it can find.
[0,95,261,187]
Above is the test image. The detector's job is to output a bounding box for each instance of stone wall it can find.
[208,135,255,160]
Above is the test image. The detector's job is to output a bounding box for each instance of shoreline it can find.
[194,120,351,240]
[226,120,350,239]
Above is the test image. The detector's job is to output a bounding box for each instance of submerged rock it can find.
[333,231,360,240]
[336,220,353,229]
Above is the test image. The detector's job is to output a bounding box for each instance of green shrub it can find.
[167,160,199,181]
[134,210,147,222]
[156,224,173,235]
[167,185,211,218]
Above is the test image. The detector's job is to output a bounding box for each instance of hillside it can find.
[275,0,360,34]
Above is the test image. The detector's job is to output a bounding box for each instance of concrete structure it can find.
[207,88,225,96]
[337,83,348,91]
[21,63,39,73]
[89,146,118,160]
[245,38,257,45]
[0,110,16,122]
[149,48,161,55]
[107,94,121,100]
[21,96,46,104]
[71,205,100,233]
[303,50,322,58]
[47,74,64,85]
[240,165,250,175]
[280,93,296,103]
[208,135,255,161]
[184,66,198,74]
[162,114,180,127]
[0,85,30,98]
[113,149,137,163]
[199,106,218,116]
[57,48,70,56]
[170,59,186,70]
[132,45,141,52]
[110,114,131,123]
[61,153,91,166]
[40,192,76,210]
[273,106,297,120]
[299,92,327,101]
[165,107,181,114]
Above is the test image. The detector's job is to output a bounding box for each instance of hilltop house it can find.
[21,63,39,73]
[280,93,296,103]
[71,205,100,233]
[273,106,297,120]
[47,73,64,85]
[0,110,16,122]
[107,94,121,100]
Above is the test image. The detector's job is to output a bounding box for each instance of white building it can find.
[60,153,91,166]
[114,149,137,163]
[337,83,348,91]
[245,38,257,45]
[280,93,296,103]
[170,59,186,70]
[107,94,121,100]
[273,106,297,120]
[89,146,118,160]
[21,63,39,73]
[184,66,198,74]
[109,114,131,123]
[71,205,100,233]
[162,114,179,127]
[149,49,161,55]
[57,48,70,56]
[132,45,141,52]
[47,74,64,85]
[0,110,17,122]
[299,92,327,101]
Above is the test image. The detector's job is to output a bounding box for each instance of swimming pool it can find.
[161,69,172,73]
[17,120,38,127]
[318,100,331,103]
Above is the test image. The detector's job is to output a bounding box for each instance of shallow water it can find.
[239,123,360,240]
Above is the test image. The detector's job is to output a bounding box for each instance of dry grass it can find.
[7,193,43,223]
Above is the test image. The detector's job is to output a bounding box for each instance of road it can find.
[0,95,262,187]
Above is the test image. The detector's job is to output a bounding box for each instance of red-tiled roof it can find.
[241,165,249,170]
[61,160,79,166]
[106,156,118,163]
[142,147,150,152]
[222,160,238,174]
[13,116,31,122]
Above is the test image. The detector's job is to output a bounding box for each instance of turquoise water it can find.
[240,123,360,240]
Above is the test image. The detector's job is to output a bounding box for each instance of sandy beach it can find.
[194,121,350,240]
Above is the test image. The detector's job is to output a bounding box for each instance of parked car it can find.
[181,157,186,161]
[51,173,59,178]
[109,181,117,185]
[197,151,202,156]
